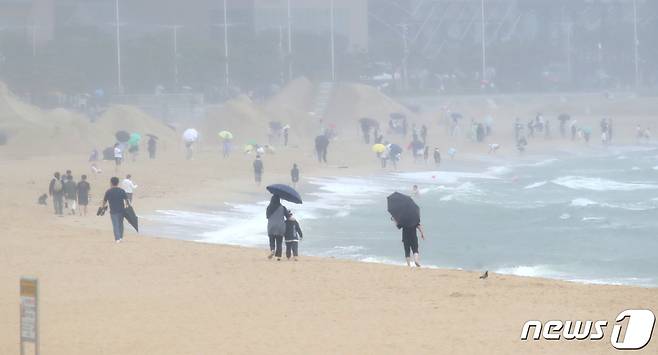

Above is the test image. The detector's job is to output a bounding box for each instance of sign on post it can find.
[20,277,39,355]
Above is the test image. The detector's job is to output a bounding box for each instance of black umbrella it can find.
[387,192,420,229]
[266,184,303,204]
[390,112,406,120]
[389,144,402,155]
[123,205,139,232]
[146,134,159,140]
[359,117,379,127]
[115,130,130,142]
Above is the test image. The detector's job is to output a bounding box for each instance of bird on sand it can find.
[479,271,488,279]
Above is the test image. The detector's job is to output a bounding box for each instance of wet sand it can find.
[1,125,657,354]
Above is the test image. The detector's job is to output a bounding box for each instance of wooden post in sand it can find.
[20,277,39,355]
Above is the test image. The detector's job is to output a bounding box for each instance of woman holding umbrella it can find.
[387,192,426,267]
[266,196,287,260]
[266,184,303,261]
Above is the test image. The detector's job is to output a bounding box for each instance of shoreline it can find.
[137,145,658,289]
[2,137,657,354]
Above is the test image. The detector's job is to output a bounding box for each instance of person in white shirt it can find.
[113,143,123,172]
[120,174,138,202]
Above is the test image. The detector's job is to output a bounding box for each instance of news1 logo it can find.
[521,309,655,350]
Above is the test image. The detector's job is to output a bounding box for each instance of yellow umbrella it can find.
[218,131,233,139]
[372,144,386,153]
[244,144,254,153]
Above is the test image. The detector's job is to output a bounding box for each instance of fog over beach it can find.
[2,1,658,354]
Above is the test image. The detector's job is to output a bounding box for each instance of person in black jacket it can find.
[284,211,303,261]
[253,155,264,185]
[291,163,300,188]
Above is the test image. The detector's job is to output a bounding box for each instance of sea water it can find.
[145,146,658,287]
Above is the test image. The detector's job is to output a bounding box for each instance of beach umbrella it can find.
[389,144,402,156]
[218,130,233,140]
[123,205,139,232]
[128,132,141,146]
[269,121,283,130]
[359,117,379,127]
[450,112,463,120]
[182,128,199,143]
[390,112,406,120]
[267,184,303,204]
[372,143,386,153]
[387,192,420,229]
[115,130,130,143]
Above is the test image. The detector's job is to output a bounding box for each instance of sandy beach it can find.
[2,109,658,354]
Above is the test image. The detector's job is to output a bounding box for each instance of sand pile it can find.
[264,77,314,113]
[92,105,178,150]
[202,89,317,148]
[202,95,273,145]
[0,81,178,157]
[324,83,416,129]
[0,83,96,157]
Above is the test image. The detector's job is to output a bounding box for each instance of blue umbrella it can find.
[266,184,303,204]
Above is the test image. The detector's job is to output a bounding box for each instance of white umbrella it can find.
[182,128,199,143]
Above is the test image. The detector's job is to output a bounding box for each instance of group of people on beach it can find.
[47,170,90,216]
[266,196,304,261]
[45,170,137,218]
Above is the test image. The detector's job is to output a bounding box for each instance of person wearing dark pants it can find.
[266,195,287,260]
[284,211,303,261]
[102,177,129,243]
[254,155,264,185]
[269,234,284,259]
[110,213,124,242]
[401,223,425,267]
[48,172,64,216]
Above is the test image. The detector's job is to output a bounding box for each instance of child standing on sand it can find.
[284,211,303,261]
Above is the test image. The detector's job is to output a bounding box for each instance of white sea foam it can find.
[524,181,547,189]
[495,265,566,279]
[486,165,513,176]
[570,198,598,207]
[581,216,606,222]
[653,166,658,171]
[552,176,658,191]
[395,170,499,184]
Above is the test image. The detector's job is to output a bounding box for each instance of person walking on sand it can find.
[77,175,91,216]
[397,219,425,267]
[222,138,232,158]
[102,177,130,243]
[253,155,264,185]
[121,174,138,202]
[63,173,78,215]
[291,163,300,188]
[433,148,441,166]
[48,172,64,216]
[147,136,157,159]
[284,211,303,261]
[266,195,288,260]
[113,143,123,172]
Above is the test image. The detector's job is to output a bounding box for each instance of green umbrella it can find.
[218,131,234,140]
[128,132,141,146]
